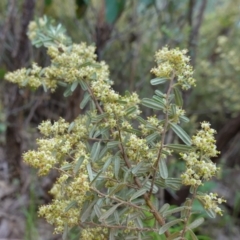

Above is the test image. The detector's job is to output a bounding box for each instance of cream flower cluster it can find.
[192,121,219,157]
[39,172,90,233]
[180,122,225,215]
[181,122,219,186]
[151,47,196,90]
[197,192,226,216]
[80,227,108,240]
[24,117,88,175]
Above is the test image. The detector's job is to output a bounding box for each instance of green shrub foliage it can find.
[5,17,225,239]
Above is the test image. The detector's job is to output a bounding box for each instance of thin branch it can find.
[90,187,151,213]
[82,221,160,233]
[180,187,198,238]
[149,74,175,196]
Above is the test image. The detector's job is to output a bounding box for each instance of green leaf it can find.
[159,219,183,234]
[105,0,126,24]
[79,79,88,90]
[74,156,85,175]
[42,82,47,92]
[94,204,102,218]
[181,199,191,218]
[132,162,143,175]
[107,141,119,149]
[90,142,101,162]
[130,188,147,201]
[146,132,159,143]
[155,89,165,97]
[90,170,103,186]
[86,163,93,181]
[60,163,72,171]
[109,229,115,240]
[80,92,91,109]
[80,199,97,222]
[136,116,147,124]
[70,81,78,92]
[159,203,170,213]
[165,178,182,190]
[188,217,204,229]
[179,115,190,123]
[99,146,108,159]
[163,206,188,217]
[150,78,168,85]
[108,182,126,196]
[159,159,168,179]
[62,223,68,240]
[64,201,77,212]
[143,181,158,194]
[205,208,216,218]
[173,87,183,107]
[152,95,165,106]
[99,203,123,222]
[141,98,165,110]
[114,156,121,179]
[169,123,192,146]
[63,86,72,97]
[102,157,112,172]
[187,228,198,240]
[125,106,137,115]
[171,104,177,116]
[68,121,75,133]
[58,81,68,87]
[166,144,192,152]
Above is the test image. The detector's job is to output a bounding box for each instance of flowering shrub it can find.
[5,17,225,239]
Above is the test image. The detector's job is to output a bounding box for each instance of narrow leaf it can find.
[173,87,183,106]
[90,142,101,162]
[188,217,204,229]
[146,132,159,143]
[71,81,78,92]
[65,201,77,212]
[180,115,190,123]
[60,163,72,171]
[90,170,103,186]
[159,203,170,213]
[68,121,75,133]
[130,188,147,201]
[74,156,85,175]
[187,228,198,240]
[80,92,91,109]
[163,206,188,217]
[94,204,102,218]
[87,163,93,181]
[159,219,183,234]
[62,223,68,240]
[114,156,121,179]
[102,157,112,172]
[155,89,165,97]
[142,98,165,110]
[181,199,191,218]
[80,199,97,222]
[159,158,168,179]
[99,203,123,222]
[63,87,72,97]
[107,141,119,149]
[171,104,177,116]
[125,106,137,115]
[150,78,168,85]
[170,122,192,146]
[166,144,192,152]
[79,79,88,90]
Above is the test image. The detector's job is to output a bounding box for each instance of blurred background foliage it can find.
[0,0,240,239]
